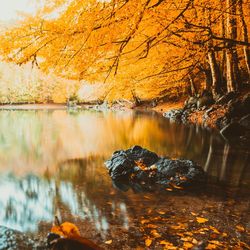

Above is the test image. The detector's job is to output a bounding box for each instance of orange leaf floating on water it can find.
[206,243,217,249]
[160,240,177,250]
[141,219,150,224]
[208,240,223,247]
[105,240,112,244]
[151,229,161,238]
[157,211,166,215]
[171,223,188,230]
[192,238,198,244]
[222,232,228,238]
[183,241,194,248]
[185,232,193,236]
[209,226,220,234]
[236,225,245,232]
[166,188,173,191]
[181,236,193,242]
[196,217,209,223]
[145,238,152,247]
[146,224,158,229]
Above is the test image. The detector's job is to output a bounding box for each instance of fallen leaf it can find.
[205,243,217,249]
[160,240,177,249]
[222,232,228,238]
[166,188,173,191]
[157,211,166,215]
[209,226,220,234]
[160,240,171,245]
[141,219,150,224]
[151,229,161,238]
[183,241,193,248]
[145,238,152,247]
[181,236,193,242]
[185,232,193,236]
[196,217,209,224]
[171,223,188,230]
[236,225,245,232]
[192,238,198,244]
[146,224,158,229]
[105,240,112,244]
[208,240,223,246]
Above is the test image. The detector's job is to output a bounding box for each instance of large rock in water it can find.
[105,146,205,192]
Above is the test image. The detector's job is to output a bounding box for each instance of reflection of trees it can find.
[0,109,249,234]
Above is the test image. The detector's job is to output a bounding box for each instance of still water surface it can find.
[0,109,249,247]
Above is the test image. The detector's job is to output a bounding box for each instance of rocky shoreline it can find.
[162,91,250,144]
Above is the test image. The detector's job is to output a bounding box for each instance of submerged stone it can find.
[105,146,205,192]
[0,226,46,250]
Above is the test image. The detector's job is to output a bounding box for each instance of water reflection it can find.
[0,110,249,235]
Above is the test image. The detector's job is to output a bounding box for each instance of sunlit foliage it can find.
[0,0,249,100]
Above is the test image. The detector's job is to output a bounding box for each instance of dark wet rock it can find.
[216,91,237,105]
[215,116,231,130]
[227,99,243,117]
[163,109,183,122]
[197,96,214,109]
[0,226,46,250]
[105,146,205,191]
[239,114,250,130]
[105,145,158,180]
[220,122,245,139]
[242,93,250,113]
[239,131,250,146]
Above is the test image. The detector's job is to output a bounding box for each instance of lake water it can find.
[0,109,249,249]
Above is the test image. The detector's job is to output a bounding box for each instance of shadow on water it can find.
[0,109,249,248]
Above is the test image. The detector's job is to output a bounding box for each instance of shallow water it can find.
[0,109,249,248]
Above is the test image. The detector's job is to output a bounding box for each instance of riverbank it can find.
[1,92,249,140]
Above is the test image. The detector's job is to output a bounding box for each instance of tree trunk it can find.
[220,4,226,90]
[208,49,221,96]
[188,74,197,96]
[204,68,212,91]
[238,0,250,79]
[206,7,221,96]
[226,0,240,92]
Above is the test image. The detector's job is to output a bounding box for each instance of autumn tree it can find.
[0,0,249,101]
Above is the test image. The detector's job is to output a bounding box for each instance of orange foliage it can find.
[0,0,249,100]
